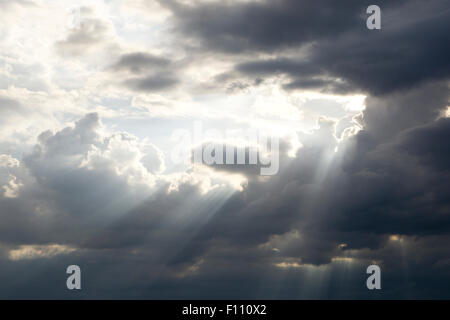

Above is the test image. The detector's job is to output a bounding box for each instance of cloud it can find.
[109,52,181,92]
[399,118,450,171]
[138,81,450,294]
[8,244,76,261]
[123,74,179,92]
[55,6,118,57]
[0,96,25,122]
[166,0,386,53]
[0,113,167,247]
[0,154,22,198]
[166,0,450,94]
[1,81,450,298]
[0,0,449,299]
[111,52,171,73]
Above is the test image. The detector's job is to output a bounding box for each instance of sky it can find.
[0,0,449,299]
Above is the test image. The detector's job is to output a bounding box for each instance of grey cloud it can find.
[123,74,179,92]
[308,6,450,94]
[165,0,402,53]
[0,113,163,247]
[110,52,181,92]
[111,52,171,73]
[168,0,450,94]
[398,118,450,171]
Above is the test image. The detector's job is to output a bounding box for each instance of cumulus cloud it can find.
[0,113,167,247]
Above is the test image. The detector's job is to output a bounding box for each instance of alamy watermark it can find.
[66,6,82,30]
[170,122,280,176]
[66,265,81,290]
[366,5,381,30]
[366,265,381,290]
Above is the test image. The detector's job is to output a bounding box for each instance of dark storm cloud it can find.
[165,0,405,53]
[233,7,450,95]
[165,0,450,94]
[399,118,450,171]
[307,7,450,94]
[314,83,450,239]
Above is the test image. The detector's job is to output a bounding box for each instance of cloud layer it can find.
[0,0,449,299]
